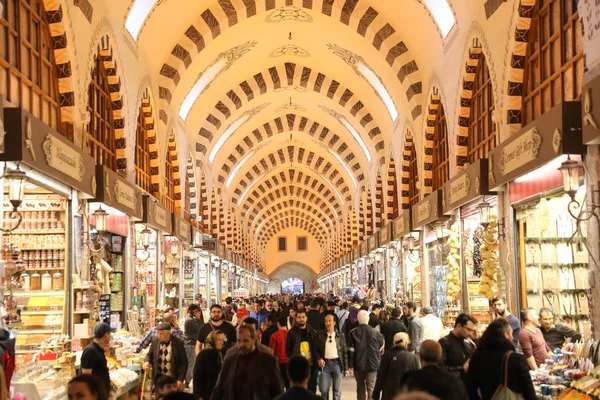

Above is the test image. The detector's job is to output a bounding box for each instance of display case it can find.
[183,257,195,308]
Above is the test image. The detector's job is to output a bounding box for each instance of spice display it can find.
[479,215,499,300]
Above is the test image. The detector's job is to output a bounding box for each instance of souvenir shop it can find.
[168,215,192,312]
[390,210,415,306]
[488,101,591,340]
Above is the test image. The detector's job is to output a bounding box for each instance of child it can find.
[156,375,178,399]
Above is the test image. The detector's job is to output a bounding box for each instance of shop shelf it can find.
[524,237,584,242]
[19,310,63,315]
[164,282,179,285]
[13,329,61,334]
[112,378,140,398]
[73,310,93,314]
[11,291,64,297]
[19,247,66,251]
[11,230,65,235]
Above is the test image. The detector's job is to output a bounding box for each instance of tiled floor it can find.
[317,375,359,399]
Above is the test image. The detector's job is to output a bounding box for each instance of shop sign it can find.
[217,243,226,259]
[1,107,97,197]
[582,75,600,144]
[193,228,203,248]
[443,159,491,214]
[226,248,233,263]
[360,241,368,257]
[489,101,584,190]
[412,189,448,229]
[233,288,249,297]
[92,166,143,220]
[392,211,411,240]
[200,238,216,252]
[379,222,392,246]
[352,245,360,261]
[141,195,173,233]
[368,235,378,252]
[172,215,192,243]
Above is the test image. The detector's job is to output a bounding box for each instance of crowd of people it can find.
[70,292,584,400]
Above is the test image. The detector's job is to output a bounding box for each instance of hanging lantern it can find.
[170,239,179,257]
[558,156,582,199]
[6,166,27,210]
[140,227,152,250]
[434,221,446,241]
[477,200,492,228]
[93,207,108,233]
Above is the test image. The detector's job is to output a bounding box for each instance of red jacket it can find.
[269,329,289,364]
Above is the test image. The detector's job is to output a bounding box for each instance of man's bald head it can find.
[419,340,442,365]
[162,314,175,324]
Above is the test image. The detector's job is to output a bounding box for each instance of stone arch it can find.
[167,130,182,215]
[387,153,399,221]
[88,34,128,170]
[400,131,415,209]
[267,262,319,293]
[158,2,424,125]
[375,173,383,228]
[422,88,441,196]
[135,87,160,198]
[186,153,198,221]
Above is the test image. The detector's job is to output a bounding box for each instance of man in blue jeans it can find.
[315,314,349,400]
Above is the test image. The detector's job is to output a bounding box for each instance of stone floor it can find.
[318,375,359,399]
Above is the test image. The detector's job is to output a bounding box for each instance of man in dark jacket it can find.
[315,314,348,400]
[261,313,279,347]
[438,313,477,387]
[374,332,420,400]
[467,318,537,400]
[274,355,321,400]
[307,299,325,331]
[539,307,582,350]
[369,304,382,328]
[143,323,187,390]
[286,309,319,392]
[211,325,283,400]
[348,310,384,400]
[380,307,407,352]
[401,340,469,400]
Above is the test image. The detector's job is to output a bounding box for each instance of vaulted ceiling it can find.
[121,0,456,265]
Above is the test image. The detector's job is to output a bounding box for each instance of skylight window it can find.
[208,114,249,163]
[125,0,157,41]
[179,59,228,121]
[357,63,398,122]
[226,150,255,187]
[423,0,456,37]
[340,118,372,163]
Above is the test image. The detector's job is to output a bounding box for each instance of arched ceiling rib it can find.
[256,212,329,248]
[250,194,336,229]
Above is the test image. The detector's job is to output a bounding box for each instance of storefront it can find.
[169,215,192,312]
[377,223,392,301]
[88,165,143,333]
[412,190,449,316]
[488,101,589,336]
[133,196,173,327]
[391,210,413,306]
[1,107,96,394]
[441,159,497,325]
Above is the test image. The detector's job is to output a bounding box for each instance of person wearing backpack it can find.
[373,332,419,400]
[466,318,536,400]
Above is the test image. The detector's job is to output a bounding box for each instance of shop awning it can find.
[488,101,584,191]
[92,165,143,220]
[2,107,97,198]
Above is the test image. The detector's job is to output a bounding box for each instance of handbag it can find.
[489,351,523,400]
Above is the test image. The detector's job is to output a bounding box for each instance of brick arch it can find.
[89,35,127,170]
[230,146,354,204]
[375,173,383,228]
[200,173,209,232]
[422,88,442,195]
[246,184,339,226]
[240,168,344,217]
[251,197,336,232]
[167,130,182,215]
[218,113,367,185]
[158,1,423,125]
[186,153,198,221]
[135,88,160,198]
[256,212,329,248]
[401,131,415,209]
[42,0,76,127]
[387,154,398,221]
[194,63,385,162]
[505,0,536,136]
[365,188,373,236]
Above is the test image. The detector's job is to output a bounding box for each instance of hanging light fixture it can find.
[86,206,110,253]
[1,165,28,233]
[94,207,108,233]
[135,226,153,262]
[403,234,420,262]
[477,197,506,241]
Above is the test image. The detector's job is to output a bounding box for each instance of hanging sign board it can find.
[582,76,600,145]
[488,102,584,191]
[92,165,143,220]
[411,189,448,230]
[141,195,173,233]
[379,222,392,246]
[172,215,192,243]
[1,107,97,197]
[360,241,368,257]
[367,235,378,252]
[200,238,216,252]
[392,210,411,240]
[352,246,361,261]
[192,227,203,248]
[442,159,491,214]
[217,243,226,259]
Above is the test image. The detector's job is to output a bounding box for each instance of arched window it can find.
[87,52,117,170]
[432,104,449,190]
[409,143,419,207]
[467,54,496,164]
[0,0,64,135]
[522,0,583,125]
[135,104,152,193]
[163,157,175,212]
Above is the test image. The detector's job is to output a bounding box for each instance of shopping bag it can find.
[490,351,524,400]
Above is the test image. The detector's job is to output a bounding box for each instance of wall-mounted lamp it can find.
[374,250,384,263]
[1,164,27,233]
[477,198,506,243]
[135,226,153,262]
[559,155,600,222]
[434,221,450,255]
[402,234,420,262]
[88,207,109,253]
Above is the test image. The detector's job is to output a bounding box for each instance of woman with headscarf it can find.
[373,332,420,400]
[343,307,360,339]
[193,330,224,400]
[287,307,297,330]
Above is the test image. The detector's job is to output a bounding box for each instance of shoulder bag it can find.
[490,351,523,400]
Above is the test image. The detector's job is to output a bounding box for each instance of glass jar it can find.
[41,272,52,291]
[21,272,30,291]
[52,271,63,291]
[31,272,41,290]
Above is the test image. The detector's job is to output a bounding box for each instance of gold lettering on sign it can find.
[498,128,542,176]
[178,221,190,239]
[42,134,85,181]
[417,200,432,223]
[153,204,168,228]
[114,180,137,210]
[449,173,471,205]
